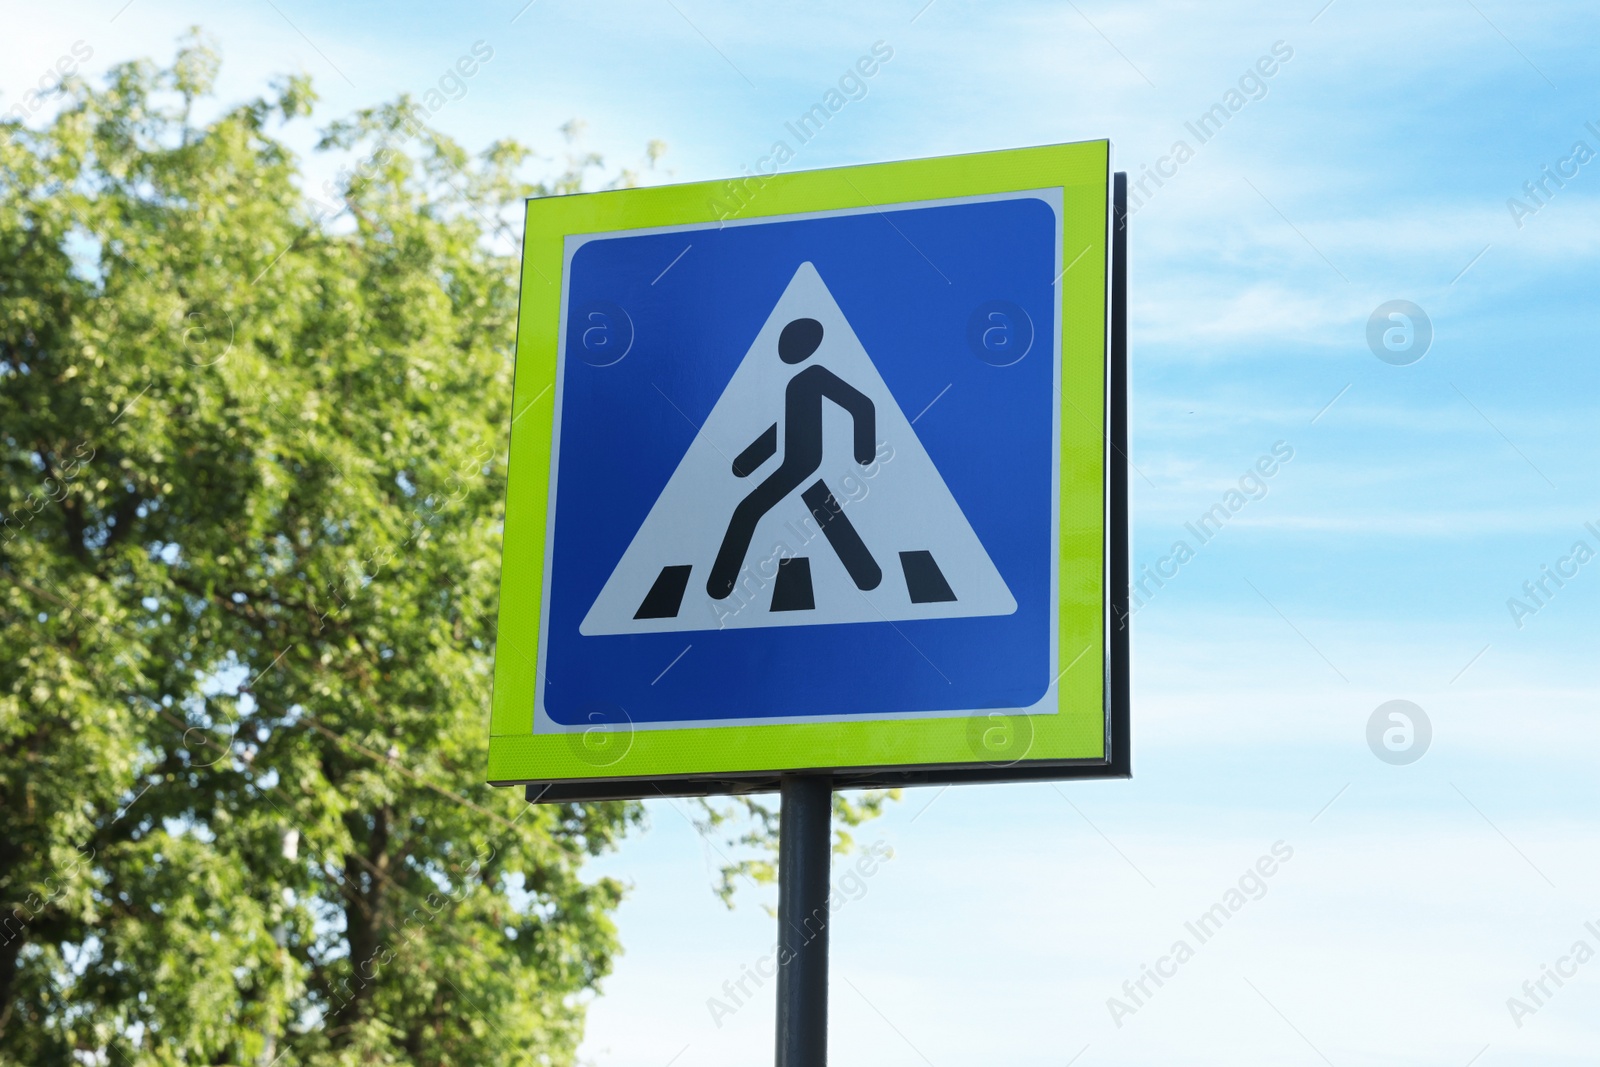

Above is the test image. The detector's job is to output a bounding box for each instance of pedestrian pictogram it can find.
[579,262,1016,636]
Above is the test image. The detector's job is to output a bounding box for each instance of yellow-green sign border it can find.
[488,140,1113,790]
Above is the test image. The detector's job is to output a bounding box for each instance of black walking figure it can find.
[707,316,882,600]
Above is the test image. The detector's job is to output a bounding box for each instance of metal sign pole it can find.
[775,775,832,1067]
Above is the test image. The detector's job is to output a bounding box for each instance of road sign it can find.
[487,142,1128,799]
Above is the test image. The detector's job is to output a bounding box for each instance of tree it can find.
[1,33,889,1066]
[0,32,638,1065]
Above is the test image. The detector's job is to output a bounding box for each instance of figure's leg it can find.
[801,480,881,591]
[708,467,806,599]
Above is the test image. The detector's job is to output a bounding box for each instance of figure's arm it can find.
[732,422,778,477]
[813,368,876,464]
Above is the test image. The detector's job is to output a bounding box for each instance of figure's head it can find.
[778,318,824,364]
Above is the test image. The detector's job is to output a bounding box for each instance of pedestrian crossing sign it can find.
[487,141,1129,799]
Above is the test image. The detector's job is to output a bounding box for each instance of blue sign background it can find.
[544,196,1058,725]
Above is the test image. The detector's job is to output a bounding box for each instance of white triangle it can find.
[579,262,1017,635]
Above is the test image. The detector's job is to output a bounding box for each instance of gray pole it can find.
[775,775,832,1067]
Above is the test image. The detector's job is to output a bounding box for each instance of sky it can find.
[7,0,1600,1063]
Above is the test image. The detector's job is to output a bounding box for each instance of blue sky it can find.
[8,0,1600,1062]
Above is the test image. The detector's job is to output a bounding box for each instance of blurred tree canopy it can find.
[0,33,889,1067]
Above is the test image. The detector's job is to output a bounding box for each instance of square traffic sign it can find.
[489,142,1127,798]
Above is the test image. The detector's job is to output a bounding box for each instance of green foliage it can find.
[0,33,891,1065]
[0,33,642,1066]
